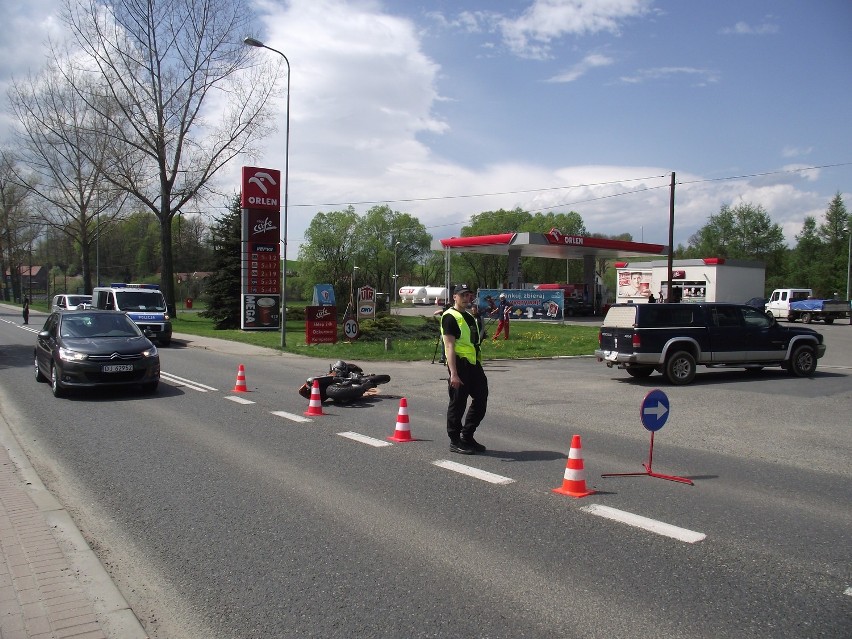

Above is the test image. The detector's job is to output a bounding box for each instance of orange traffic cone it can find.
[232,364,249,392]
[304,379,326,416]
[552,435,595,498]
[387,398,417,442]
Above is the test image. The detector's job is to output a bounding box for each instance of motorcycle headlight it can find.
[58,347,87,362]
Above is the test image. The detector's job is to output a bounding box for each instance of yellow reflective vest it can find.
[441,308,481,365]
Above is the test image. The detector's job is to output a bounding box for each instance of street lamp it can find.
[351,265,360,318]
[393,241,400,309]
[846,222,851,302]
[244,37,291,348]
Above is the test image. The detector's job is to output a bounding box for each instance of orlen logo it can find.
[241,166,281,211]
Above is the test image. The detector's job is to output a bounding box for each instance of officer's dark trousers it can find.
[446,358,488,439]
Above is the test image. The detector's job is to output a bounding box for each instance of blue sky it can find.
[2,0,851,253]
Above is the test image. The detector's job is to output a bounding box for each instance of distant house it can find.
[6,265,48,289]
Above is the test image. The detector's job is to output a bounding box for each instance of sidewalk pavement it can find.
[0,415,148,639]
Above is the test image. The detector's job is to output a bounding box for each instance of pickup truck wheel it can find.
[788,345,817,377]
[665,351,696,385]
[801,312,812,324]
[625,366,654,378]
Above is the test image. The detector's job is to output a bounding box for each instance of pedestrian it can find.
[22,296,30,325]
[492,292,512,340]
[441,283,488,455]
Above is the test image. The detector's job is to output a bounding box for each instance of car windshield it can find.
[67,295,91,306]
[61,314,142,338]
[115,291,166,312]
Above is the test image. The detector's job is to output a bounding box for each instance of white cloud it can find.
[547,53,614,83]
[721,20,780,36]
[619,66,719,85]
[500,0,652,59]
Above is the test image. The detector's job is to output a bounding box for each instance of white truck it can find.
[765,288,812,320]
[766,288,851,324]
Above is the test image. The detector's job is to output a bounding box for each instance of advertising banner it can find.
[477,289,564,321]
[242,294,280,329]
[312,284,336,306]
[305,305,338,344]
[617,269,654,301]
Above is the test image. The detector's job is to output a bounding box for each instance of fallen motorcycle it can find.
[298,360,391,404]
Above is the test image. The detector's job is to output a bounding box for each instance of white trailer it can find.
[615,258,765,304]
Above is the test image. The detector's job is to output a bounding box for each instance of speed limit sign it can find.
[343,318,359,340]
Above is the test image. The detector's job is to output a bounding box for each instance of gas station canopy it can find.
[431,229,667,260]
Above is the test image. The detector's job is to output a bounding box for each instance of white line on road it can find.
[338,432,393,447]
[160,372,217,392]
[271,411,313,424]
[225,395,255,405]
[432,460,515,485]
[580,504,706,543]
[844,586,852,597]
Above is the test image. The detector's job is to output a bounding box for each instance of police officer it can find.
[441,283,489,454]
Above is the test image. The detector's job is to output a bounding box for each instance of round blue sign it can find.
[640,389,670,432]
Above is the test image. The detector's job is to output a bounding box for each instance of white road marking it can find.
[432,460,515,485]
[844,586,852,597]
[271,411,313,424]
[225,395,255,405]
[160,372,217,392]
[338,432,393,447]
[581,504,706,544]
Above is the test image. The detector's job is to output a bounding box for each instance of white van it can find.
[91,283,172,345]
[766,288,812,320]
[51,294,92,311]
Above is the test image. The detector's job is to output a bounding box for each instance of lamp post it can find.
[846,222,851,302]
[244,37,291,347]
[351,265,360,317]
[393,241,400,309]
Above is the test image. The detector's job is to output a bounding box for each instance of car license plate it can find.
[102,364,133,373]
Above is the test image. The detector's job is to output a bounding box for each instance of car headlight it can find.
[142,345,158,358]
[58,347,87,362]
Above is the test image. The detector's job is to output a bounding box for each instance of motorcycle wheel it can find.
[326,381,372,403]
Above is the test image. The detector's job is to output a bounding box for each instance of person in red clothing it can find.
[491,293,512,340]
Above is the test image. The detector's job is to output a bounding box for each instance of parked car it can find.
[34,310,160,397]
[51,294,92,311]
[743,297,767,310]
[564,297,595,316]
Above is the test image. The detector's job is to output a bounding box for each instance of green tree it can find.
[815,192,849,296]
[457,207,532,287]
[686,203,785,267]
[200,196,242,329]
[298,207,360,308]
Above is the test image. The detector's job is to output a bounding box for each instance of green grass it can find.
[171,311,600,362]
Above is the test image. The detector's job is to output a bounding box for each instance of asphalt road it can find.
[1,307,850,638]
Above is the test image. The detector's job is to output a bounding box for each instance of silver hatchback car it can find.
[52,294,92,311]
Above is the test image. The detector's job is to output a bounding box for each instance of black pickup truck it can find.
[595,303,826,385]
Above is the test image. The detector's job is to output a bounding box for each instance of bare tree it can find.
[0,150,40,301]
[62,0,280,313]
[8,56,128,293]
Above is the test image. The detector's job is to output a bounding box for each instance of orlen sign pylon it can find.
[240,167,282,330]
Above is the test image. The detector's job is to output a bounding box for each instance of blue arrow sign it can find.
[640,389,670,432]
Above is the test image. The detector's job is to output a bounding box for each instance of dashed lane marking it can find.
[432,460,515,485]
[271,411,313,424]
[581,504,706,543]
[338,432,393,447]
[225,395,255,405]
[160,372,217,392]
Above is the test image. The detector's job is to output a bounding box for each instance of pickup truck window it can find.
[711,306,742,327]
[644,305,698,327]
